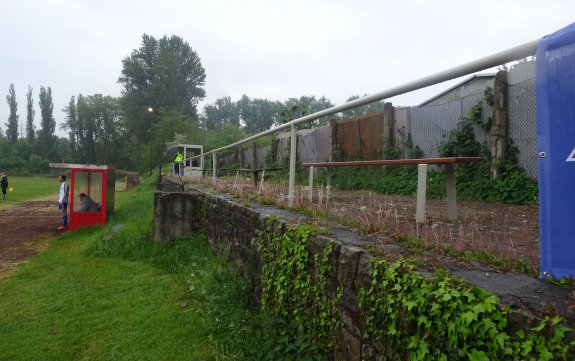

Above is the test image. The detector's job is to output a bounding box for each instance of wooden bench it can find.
[302,157,482,223]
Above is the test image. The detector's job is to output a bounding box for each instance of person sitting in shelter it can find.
[78,193,100,212]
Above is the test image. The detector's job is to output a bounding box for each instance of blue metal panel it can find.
[536,22,575,279]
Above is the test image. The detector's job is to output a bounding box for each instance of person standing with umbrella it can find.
[174,150,184,176]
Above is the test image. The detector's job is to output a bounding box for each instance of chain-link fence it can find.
[508,78,537,178]
[410,91,491,159]
[219,65,538,179]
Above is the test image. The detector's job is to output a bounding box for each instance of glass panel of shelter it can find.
[73,171,103,212]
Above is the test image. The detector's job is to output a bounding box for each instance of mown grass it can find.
[0,177,253,360]
[0,175,126,208]
[0,176,58,206]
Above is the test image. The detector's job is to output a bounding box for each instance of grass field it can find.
[0,177,252,360]
[0,176,59,205]
[0,175,127,208]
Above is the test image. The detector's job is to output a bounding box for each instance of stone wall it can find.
[154,178,574,360]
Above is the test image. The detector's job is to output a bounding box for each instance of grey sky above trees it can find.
[1,0,574,136]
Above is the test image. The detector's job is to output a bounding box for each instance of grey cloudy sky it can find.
[1,0,574,136]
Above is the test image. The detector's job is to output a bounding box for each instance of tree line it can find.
[2,33,385,174]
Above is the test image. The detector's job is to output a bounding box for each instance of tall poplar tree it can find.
[26,85,35,143]
[64,96,79,160]
[38,86,56,157]
[63,94,124,165]
[5,83,19,143]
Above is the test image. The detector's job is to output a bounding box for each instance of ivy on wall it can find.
[256,222,342,360]
[359,258,575,360]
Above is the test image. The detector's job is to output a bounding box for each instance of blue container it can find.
[536,22,575,279]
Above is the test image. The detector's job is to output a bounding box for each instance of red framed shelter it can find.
[50,163,115,230]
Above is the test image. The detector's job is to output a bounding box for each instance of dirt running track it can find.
[0,200,62,277]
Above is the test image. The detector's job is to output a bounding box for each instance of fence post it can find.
[383,102,395,153]
[491,70,508,178]
[308,166,314,202]
[212,152,217,180]
[252,142,257,170]
[288,124,297,207]
[328,119,336,187]
[201,154,205,178]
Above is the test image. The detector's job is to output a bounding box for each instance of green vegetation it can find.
[326,90,538,205]
[326,160,537,205]
[0,176,126,208]
[253,223,342,360]
[359,257,575,360]
[0,175,58,206]
[0,178,253,360]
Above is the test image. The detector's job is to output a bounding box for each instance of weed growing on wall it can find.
[359,257,575,360]
[252,223,342,360]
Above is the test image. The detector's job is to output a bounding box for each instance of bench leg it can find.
[308,166,314,202]
[445,164,457,221]
[416,164,427,223]
[259,170,266,192]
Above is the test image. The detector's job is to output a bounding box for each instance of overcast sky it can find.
[1,0,574,137]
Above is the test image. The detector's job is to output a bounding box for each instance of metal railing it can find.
[190,39,538,206]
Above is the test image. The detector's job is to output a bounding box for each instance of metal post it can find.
[445,164,457,221]
[308,166,314,202]
[212,153,217,180]
[416,164,428,223]
[288,124,297,207]
[201,155,205,178]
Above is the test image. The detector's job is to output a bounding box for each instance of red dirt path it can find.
[0,200,62,277]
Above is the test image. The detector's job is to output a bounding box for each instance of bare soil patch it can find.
[328,190,539,271]
[0,200,61,277]
[197,177,540,273]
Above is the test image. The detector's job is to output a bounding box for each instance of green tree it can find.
[201,96,240,130]
[63,94,124,165]
[279,96,334,128]
[119,34,206,144]
[5,83,19,143]
[204,123,247,150]
[38,86,56,158]
[340,94,385,118]
[151,108,203,167]
[64,96,79,161]
[237,95,281,134]
[26,85,35,143]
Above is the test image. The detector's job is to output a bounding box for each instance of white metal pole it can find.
[288,124,297,207]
